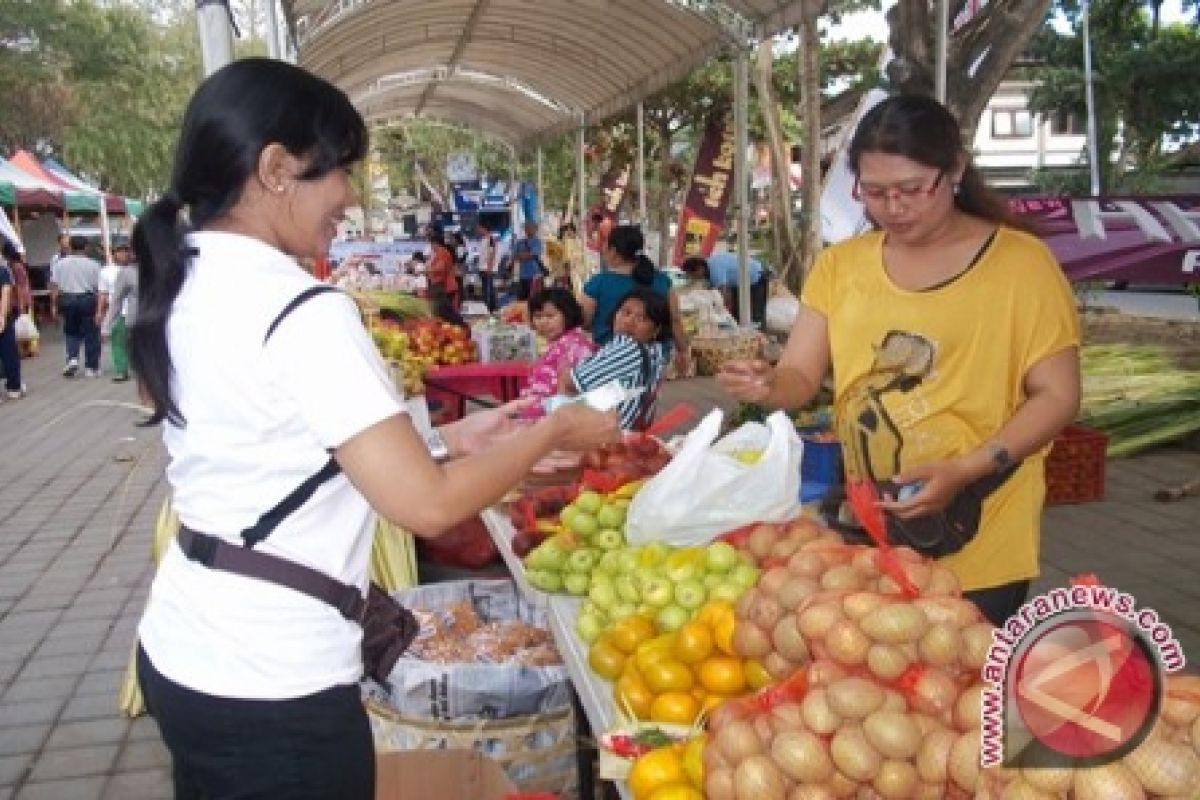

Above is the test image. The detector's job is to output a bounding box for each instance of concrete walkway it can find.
[0,331,1197,799]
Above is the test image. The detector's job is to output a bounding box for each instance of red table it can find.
[423,361,532,424]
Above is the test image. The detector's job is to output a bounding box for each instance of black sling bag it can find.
[177,285,417,683]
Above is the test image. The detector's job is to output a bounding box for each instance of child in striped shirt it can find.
[564,287,671,430]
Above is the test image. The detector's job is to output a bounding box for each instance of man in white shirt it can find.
[49,235,102,377]
[477,224,497,310]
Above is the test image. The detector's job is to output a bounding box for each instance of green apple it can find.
[576,613,604,643]
[524,540,567,571]
[655,604,690,632]
[568,512,599,539]
[559,505,581,530]
[703,573,723,590]
[527,569,563,593]
[636,603,655,616]
[564,573,591,595]
[704,541,740,574]
[593,528,625,551]
[673,578,707,610]
[730,563,761,590]
[581,600,605,620]
[566,547,601,575]
[588,578,618,610]
[665,561,699,583]
[596,503,627,530]
[611,602,638,621]
[640,575,675,608]
[595,551,623,576]
[575,490,604,515]
[616,549,641,575]
[709,583,745,604]
[614,575,641,604]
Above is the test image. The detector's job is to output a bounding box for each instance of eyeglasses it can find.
[852,171,945,204]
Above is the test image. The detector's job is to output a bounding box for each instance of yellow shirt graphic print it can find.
[803,227,1080,591]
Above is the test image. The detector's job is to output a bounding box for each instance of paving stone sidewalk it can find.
[0,330,1197,799]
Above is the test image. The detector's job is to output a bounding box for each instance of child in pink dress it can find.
[522,288,596,412]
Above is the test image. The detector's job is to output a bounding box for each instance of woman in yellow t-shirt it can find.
[718,95,1081,626]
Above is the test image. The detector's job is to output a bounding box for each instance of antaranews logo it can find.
[980,584,1185,770]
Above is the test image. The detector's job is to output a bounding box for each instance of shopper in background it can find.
[680,251,769,329]
[579,225,688,374]
[129,58,618,800]
[565,286,672,430]
[49,234,102,377]
[0,254,24,399]
[477,223,498,310]
[426,225,460,312]
[100,243,137,383]
[511,220,543,300]
[521,288,596,410]
[718,95,1080,626]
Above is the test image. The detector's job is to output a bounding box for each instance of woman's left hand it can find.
[441,397,537,457]
[876,457,979,519]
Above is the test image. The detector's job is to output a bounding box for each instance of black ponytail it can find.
[129,194,189,425]
[128,57,368,428]
[608,224,658,285]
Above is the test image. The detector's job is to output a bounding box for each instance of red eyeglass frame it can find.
[852,170,945,203]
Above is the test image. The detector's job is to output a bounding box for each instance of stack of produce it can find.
[368,317,477,395]
[407,600,561,667]
[1078,343,1200,456]
[520,487,637,594]
[592,601,764,728]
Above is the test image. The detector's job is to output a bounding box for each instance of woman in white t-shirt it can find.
[128,58,619,800]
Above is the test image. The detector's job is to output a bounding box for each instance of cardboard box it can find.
[376,749,517,800]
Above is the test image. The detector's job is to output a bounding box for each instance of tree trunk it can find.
[753,39,802,288]
[800,13,823,282]
[887,0,1054,139]
[656,117,674,268]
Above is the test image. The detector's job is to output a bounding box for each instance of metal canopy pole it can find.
[577,116,587,233]
[536,147,544,228]
[264,0,281,60]
[733,49,751,327]
[1082,0,1102,196]
[637,102,647,224]
[196,0,235,77]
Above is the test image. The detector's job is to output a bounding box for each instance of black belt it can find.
[177,526,365,622]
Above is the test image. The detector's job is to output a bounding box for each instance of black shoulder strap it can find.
[242,284,344,548]
[263,285,341,345]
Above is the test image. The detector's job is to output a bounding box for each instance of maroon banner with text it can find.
[585,162,631,253]
[672,109,736,267]
[1010,195,1200,285]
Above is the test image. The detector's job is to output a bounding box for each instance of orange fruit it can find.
[696,656,747,695]
[681,735,706,788]
[647,783,704,800]
[610,614,657,654]
[634,633,678,673]
[650,691,701,725]
[701,693,728,716]
[628,746,686,800]
[672,622,715,664]
[588,638,626,681]
[643,659,695,694]
[615,673,655,720]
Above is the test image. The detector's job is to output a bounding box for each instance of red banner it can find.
[585,162,631,253]
[1011,195,1200,285]
[672,109,736,266]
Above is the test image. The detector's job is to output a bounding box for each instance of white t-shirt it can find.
[138,231,405,700]
[99,264,129,316]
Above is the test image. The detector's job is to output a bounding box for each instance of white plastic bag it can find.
[625,408,803,546]
[14,313,38,342]
[765,295,800,334]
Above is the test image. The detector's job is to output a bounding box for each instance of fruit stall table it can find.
[423,361,531,424]
[482,508,634,800]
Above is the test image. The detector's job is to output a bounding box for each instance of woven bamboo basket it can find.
[366,700,579,798]
[690,330,763,376]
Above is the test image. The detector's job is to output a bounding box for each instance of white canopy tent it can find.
[200,0,805,323]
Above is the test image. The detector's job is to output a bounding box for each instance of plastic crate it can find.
[798,428,844,504]
[1045,424,1109,505]
[472,323,538,363]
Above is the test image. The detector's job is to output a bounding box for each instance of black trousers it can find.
[728,276,769,328]
[965,579,1032,627]
[0,313,21,392]
[137,645,374,800]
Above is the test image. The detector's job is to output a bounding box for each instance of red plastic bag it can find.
[419,515,498,569]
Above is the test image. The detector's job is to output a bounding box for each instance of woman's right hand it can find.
[545,404,621,452]
[717,358,775,404]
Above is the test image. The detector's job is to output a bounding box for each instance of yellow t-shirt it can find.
[802,227,1080,591]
